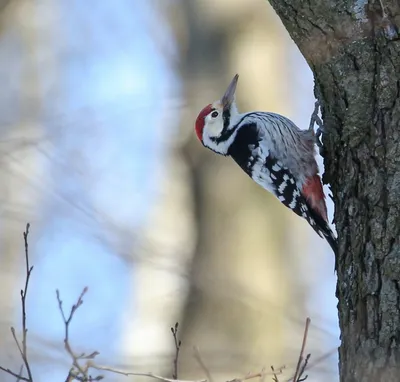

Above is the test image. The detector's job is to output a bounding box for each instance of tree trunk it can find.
[0,0,45,367]
[266,1,400,381]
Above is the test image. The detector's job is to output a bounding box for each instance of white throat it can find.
[202,106,243,155]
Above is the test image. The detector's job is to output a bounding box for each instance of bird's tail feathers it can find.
[321,223,338,256]
[305,199,338,256]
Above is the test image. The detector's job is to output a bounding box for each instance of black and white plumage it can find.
[195,74,337,255]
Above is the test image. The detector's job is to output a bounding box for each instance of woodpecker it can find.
[195,74,337,255]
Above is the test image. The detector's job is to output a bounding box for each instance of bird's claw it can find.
[309,101,325,156]
[315,125,325,156]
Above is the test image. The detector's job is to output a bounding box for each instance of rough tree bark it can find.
[266,1,400,381]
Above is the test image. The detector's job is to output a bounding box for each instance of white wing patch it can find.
[248,141,325,240]
[272,164,281,171]
[248,145,276,195]
[278,180,287,194]
[288,198,297,209]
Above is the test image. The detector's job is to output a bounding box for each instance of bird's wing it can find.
[246,112,317,183]
[246,141,337,253]
[228,119,337,254]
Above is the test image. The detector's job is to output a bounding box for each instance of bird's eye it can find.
[211,111,219,118]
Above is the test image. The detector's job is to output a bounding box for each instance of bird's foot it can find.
[309,101,325,156]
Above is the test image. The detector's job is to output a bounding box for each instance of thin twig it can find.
[193,346,213,382]
[89,363,283,382]
[171,322,181,379]
[271,366,279,382]
[228,372,261,382]
[0,366,30,382]
[64,368,75,382]
[89,364,206,382]
[283,347,336,382]
[297,354,310,382]
[259,367,267,382]
[292,318,311,382]
[271,365,285,382]
[16,364,24,382]
[17,224,34,381]
[56,287,90,379]
[227,368,281,382]
[304,347,336,371]
[0,223,34,382]
[11,327,24,360]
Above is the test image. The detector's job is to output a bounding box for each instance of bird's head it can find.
[195,74,240,154]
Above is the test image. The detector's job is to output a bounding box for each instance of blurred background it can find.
[0,0,340,381]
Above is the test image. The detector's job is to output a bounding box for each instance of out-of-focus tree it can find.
[0,0,46,365]
[0,0,178,380]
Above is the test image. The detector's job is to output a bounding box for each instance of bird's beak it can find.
[221,74,239,110]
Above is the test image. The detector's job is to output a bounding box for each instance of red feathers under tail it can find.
[302,174,328,222]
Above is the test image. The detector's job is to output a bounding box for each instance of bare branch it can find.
[193,345,284,382]
[56,287,90,379]
[88,362,285,382]
[259,367,267,382]
[11,327,24,359]
[171,322,182,379]
[0,223,34,382]
[0,223,317,382]
[227,368,278,382]
[89,364,207,382]
[270,366,280,382]
[296,354,310,382]
[0,366,30,382]
[18,223,34,381]
[16,364,25,382]
[193,346,214,382]
[292,317,311,382]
